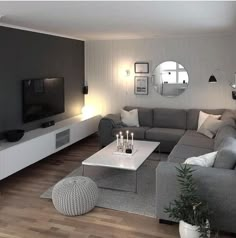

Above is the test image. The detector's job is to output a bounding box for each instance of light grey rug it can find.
[41,153,167,218]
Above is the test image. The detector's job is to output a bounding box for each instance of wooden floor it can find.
[0,134,233,238]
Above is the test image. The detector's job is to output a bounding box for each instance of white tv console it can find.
[0,114,101,180]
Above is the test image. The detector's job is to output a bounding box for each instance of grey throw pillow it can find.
[214,137,236,169]
[198,116,230,138]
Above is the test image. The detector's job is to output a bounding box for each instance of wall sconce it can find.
[231,73,236,89]
[231,73,236,100]
[83,81,88,94]
[208,75,217,83]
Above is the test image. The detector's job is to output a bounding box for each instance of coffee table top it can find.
[82,140,160,171]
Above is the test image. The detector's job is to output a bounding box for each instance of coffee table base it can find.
[82,165,138,193]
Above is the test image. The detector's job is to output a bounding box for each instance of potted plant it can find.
[165,165,211,238]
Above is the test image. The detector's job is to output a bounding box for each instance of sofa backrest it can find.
[153,108,187,129]
[123,106,153,127]
[214,135,236,169]
[221,109,236,124]
[214,125,236,151]
[187,109,225,130]
[123,107,235,131]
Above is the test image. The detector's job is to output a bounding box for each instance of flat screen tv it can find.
[22,77,65,123]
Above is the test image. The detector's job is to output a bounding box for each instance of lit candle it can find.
[116,134,119,146]
[131,132,134,145]
[121,135,124,145]
[126,130,129,143]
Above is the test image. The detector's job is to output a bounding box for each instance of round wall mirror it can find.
[152,61,189,97]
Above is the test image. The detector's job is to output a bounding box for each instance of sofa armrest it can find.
[103,114,123,127]
[156,161,236,233]
[98,114,124,146]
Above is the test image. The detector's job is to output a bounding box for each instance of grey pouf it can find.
[52,176,98,216]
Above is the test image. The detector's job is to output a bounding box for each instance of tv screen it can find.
[22,77,65,123]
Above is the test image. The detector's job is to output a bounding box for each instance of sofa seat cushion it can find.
[124,106,153,127]
[153,108,187,129]
[167,155,187,164]
[178,132,214,149]
[145,128,185,143]
[112,127,150,140]
[168,144,212,163]
[185,130,211,138]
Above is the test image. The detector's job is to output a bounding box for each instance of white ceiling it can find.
[0,1,236,40]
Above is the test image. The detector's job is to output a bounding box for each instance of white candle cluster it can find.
[116,131,134,146]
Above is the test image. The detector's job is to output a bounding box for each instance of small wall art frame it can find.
[134,76,148,95]
[134,62,149,74]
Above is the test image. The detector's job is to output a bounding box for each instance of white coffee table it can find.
[82,140,160,192]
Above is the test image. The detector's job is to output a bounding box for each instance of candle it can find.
[126,130,129,142]
[131,132,134,145]
[116,134,119,146]
[121,135,124,145]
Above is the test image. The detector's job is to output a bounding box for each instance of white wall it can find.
[85,35,236,116]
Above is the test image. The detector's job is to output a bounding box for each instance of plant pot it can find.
[179,220,201,238]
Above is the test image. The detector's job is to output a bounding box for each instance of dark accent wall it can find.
[0,26,84,136]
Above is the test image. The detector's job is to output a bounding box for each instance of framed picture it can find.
[134,76,148,95]
[134,62,149,74]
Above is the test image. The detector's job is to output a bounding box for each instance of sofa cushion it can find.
[184,130,209,138]
[145,128,185,143]
[178,133,214,149]
[112,127,149,140]
[167,155,187,164]
[187,109,225,130]
[184,151,218,167]
[197,111,221,130]
[216,136,236,151]
[214,125,236,150]
[124,106,153,127]
[221,109,236,124]
[121,109,139,127]
[214,137,236,169]
[168,144,212,162]
[198,117,233,139]
[214,149,236,169]
[153,108,187,129]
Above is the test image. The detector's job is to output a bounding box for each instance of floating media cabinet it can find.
[0,114,101,180]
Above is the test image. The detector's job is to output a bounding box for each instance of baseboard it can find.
[159,219,176,225]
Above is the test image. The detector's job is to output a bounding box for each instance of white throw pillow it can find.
[184,151,218,167]
[197,111,221,130]
[121,109,139,127]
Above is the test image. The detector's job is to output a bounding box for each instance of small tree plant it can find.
[165,164,211,238]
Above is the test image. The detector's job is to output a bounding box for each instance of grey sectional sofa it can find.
[98,106,236,233]
[99,106,226,152]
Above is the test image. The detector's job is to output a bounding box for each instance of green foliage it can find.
[164,164,211,238]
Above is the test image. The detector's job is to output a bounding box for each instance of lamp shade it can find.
[208,75,217,83]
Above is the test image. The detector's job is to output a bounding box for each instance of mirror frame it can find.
[151,60,189,97]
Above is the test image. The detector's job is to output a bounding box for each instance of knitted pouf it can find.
[52,176,98,216]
